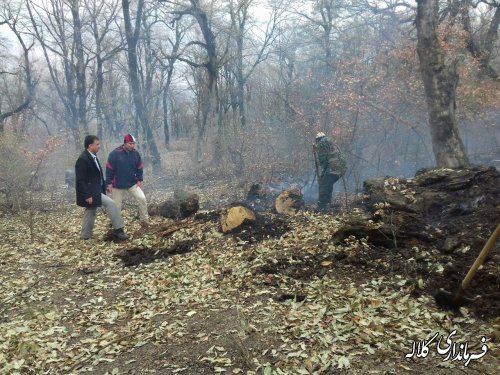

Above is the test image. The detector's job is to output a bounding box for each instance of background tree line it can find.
[0,0,499,191]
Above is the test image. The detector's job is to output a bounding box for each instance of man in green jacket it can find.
[313,132,347,210]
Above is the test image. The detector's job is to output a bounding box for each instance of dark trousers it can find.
[318,174,340,208]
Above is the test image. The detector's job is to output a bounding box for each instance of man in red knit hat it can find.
[105,134,149,225]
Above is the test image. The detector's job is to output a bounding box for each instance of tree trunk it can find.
[190,0,217,91]
[237,78,246,127]
[197,90,210,162]
[162,88,170,148]
[161,53,176,149]
[236,6,246,127]
[416,0,469,168]
[71,0,88,134]
[95,55,104,140]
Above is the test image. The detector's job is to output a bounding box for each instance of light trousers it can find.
[80,194,124,239]
[112,184,148,221]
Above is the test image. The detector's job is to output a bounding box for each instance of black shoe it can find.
[112,228,128,241]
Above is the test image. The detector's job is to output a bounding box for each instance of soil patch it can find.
[193,210,221,223]
[432,248,500,319]
[257,254,322,280]
[226,212,291,243]
[116,239,199,267]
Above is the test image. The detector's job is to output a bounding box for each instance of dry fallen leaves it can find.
[0,187,498,374]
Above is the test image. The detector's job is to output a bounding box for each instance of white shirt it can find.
[87,150,101,174]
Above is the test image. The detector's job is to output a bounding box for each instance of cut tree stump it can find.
[174,189,200,218]
[247,183,268,200]
[148,189,199,219]
[154,201,179,218]
[275,188,304,215]
[221,205,256,233]
[245,183,273,211]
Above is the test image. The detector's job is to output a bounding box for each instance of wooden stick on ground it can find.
[154,220,200,238]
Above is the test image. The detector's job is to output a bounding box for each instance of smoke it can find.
[268,173,318,204]
[300,176,318,203]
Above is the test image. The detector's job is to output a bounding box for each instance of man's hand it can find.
[106,184,113,194]
[137,181,142,189]
[85,197,93,205]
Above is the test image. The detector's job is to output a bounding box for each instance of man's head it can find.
[85,135,100,154]
[123,134,137,152]
[315,132,326,141]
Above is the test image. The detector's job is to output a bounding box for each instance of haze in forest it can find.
[0,0,499,193]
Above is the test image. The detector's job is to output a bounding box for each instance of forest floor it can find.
[0,167,499,375]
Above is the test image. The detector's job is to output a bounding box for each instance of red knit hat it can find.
[124,134,137,143]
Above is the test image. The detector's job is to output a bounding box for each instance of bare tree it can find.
[289,0,349,132]
[461,0,500,79]
[158,0,221,160]
[164,0,218,90]
[0,3,36,130]
[153,17,186,147]
[70,0,87,137]
[85,0,123,140]
[25,0,90,148]
[122,0,161,170]
[226,0,282,127]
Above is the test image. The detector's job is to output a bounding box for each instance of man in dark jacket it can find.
[313,132,347,210]
[75,135,128,240]
[106,134,148,224]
